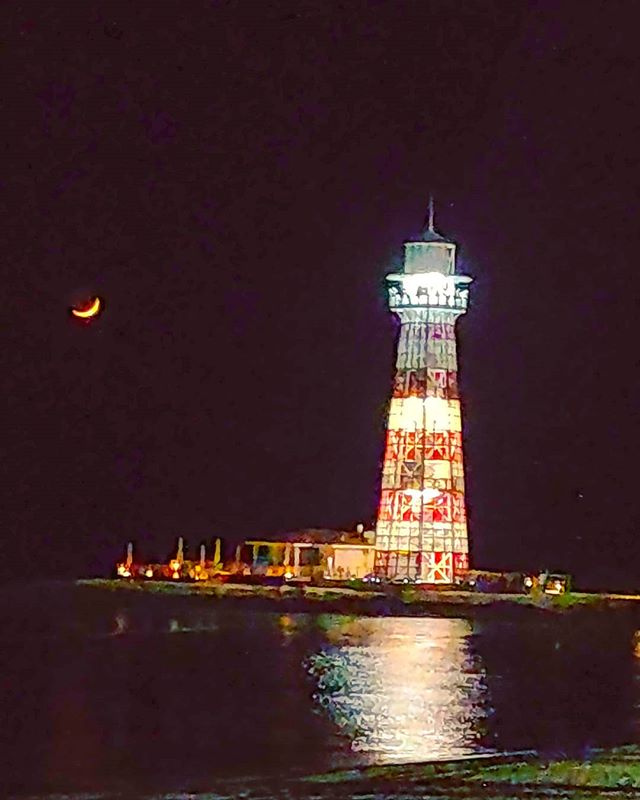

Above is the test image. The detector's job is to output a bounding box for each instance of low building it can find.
[244,526,375,581]
[325,542,375,580]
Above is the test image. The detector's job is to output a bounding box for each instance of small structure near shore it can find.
[113,534,569,595]
[115,537,224,582]
[245,525,375,581]
[114,526,376,583]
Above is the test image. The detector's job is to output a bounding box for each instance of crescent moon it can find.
[71,297,102,319]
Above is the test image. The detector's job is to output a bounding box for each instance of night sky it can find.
[4,2,640,588]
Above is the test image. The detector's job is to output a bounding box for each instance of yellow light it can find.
[284,571,293,580]
[145,568,153,578]
[387,396,460,432]
[71,296,101,319]
[172,571,180,580]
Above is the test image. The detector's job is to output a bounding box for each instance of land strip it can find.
[78,577,640,616]
[12,748,640,798]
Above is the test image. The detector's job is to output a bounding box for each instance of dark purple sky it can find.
[4,1,640,587]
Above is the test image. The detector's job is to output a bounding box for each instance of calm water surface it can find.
[2,584,640,794]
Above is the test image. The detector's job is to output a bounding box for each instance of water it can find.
[2,584,640,795]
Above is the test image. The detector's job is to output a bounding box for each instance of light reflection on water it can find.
[4,588,640,793]
[306,616,492,763]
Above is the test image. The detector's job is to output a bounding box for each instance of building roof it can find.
[246,528,373,546]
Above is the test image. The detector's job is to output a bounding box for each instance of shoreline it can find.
[11,747,640,798]
[76,577,640,617]
[287,745,640,798]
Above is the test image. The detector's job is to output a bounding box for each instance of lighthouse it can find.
[375,201,472,583]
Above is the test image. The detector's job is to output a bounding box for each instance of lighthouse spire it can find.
[419,195,452,246]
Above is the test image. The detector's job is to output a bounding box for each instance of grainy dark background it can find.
[3,1,639,587]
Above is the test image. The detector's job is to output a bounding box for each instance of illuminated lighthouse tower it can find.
[375,201,472,583]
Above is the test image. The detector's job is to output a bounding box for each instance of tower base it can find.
[374,550,469,583]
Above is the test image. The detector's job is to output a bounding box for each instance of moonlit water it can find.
[306,616,490,763]
[2,584,640,794]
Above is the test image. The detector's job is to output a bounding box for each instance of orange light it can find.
[71,297,102,319]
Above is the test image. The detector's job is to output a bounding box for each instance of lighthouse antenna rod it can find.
[428,195,435,233]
